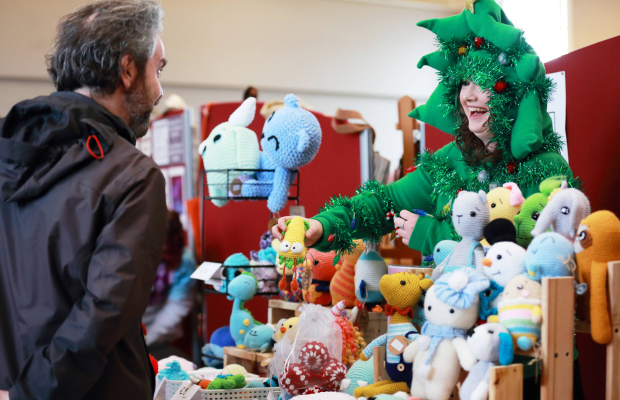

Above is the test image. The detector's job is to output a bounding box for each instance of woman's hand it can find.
[272,216,323,248]
[394,210,419,246]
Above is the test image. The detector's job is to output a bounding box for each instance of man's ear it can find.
[119,54,139,91]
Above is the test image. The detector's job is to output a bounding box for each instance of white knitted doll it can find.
[531,181,591,242]
[433,190,490,280]
[459,323,514,400]
[355,249,387,307]
[404,269,490,400]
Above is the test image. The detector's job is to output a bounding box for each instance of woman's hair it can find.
[46,0,164,95]
[162,211,185,270]
[454,87,503,167]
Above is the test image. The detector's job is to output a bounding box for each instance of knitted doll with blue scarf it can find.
[479,219,526,320]
[198,97,260,207]
[525,232,574,282]
[432,190,489,281]
[459,323,514,400]
[242,94,322,212]
[354,272,433,398]
[404,269,489,400]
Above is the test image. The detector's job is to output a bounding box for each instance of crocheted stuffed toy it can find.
[331,240,365,307]
[201,326,236,367]
[273,317,300,342]
[513,176,564,247]
[227,272,262,348]
[574,210,620,344]
[433,240,458,267]
[220,253,250,293]
[243,324,275,352]
[479,219,526,320]
[157,360,189,381]
[354,272,434,398]
[198,97,260,207]
[302,248,338,306]
[459,323,514,400]
[242,94,322,212]
[433,190,489,280]
[342,356,374,397]
[331,301,366,366]
[531,182,591,241]
[489,275,542,351]
[404,269,489,400]
[207,374,247,390]
[355,249,387,308]
[481,183,524,247]
[525,232,574,282]
[278,217,310,292]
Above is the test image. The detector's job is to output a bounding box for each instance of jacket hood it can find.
[0,92,136,203]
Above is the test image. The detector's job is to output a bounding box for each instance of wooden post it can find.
[606,261,620,400]
[372,346,389,382]
[489,364,523,400]
[397,96,417,174]
[541,277,574,400]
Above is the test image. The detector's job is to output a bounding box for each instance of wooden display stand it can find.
[267,299,302,324]
[371,268,620,400]
[223,347,273,375]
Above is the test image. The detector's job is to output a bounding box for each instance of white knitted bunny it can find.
[433,190,490,280]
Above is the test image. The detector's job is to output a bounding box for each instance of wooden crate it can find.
[267,299,302,324]
[223,347,273,376]
[362,311,388,345]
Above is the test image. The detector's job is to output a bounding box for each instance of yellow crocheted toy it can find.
[354,272,433,398]
[278,217,309,291]
[575,210,620,344]
[481,182,524,246]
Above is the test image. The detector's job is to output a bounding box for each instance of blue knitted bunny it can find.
[242,94,322,212]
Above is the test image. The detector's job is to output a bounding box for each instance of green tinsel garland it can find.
[321,180,397,255]
[417,150,582,203]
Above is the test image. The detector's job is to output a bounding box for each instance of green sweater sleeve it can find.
[311,163,453,256]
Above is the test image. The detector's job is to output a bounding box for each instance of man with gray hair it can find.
[0,1,168,399]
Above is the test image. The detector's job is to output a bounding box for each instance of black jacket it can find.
[0,92,167,399]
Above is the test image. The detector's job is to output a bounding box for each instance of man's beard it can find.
[124,77,159,138]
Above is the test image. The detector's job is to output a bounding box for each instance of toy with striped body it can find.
[278,217,310,291]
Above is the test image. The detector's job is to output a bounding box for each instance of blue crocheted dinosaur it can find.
[228,272,262,348]
[242,94,322,212]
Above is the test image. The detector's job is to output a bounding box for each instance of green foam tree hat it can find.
[410,0,560,161]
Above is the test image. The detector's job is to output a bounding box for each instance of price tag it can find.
[190,262,222,283]
[388,336,409,355]
[301,269,312,291]
[170,381,200,400]
[357,308,369,331]
[261,357,273,367]
[230,178,243,195]
[289,205,306,217]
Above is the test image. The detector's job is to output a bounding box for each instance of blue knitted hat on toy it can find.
[434,269,490,309]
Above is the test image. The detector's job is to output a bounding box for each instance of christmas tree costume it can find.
[310,0,579,259]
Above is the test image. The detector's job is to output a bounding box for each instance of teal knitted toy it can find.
[525,232,574,281]
[243,324,275,351]
[343,356,375,396]
[228,272,262,347]
[241,94,322,212]
[157,360,189,381]
[244,380,265,389]
[433,240,458,267]
[198,97,260,207]
[220,253,250,293]
[355,250,386,306]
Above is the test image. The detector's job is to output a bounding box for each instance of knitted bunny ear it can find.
[503,182,524,206]
[229,97,256,127]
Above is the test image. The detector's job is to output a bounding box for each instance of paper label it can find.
[261,357,273,367]
[170,382,200,400]
[230,178,243,195]
[289,205,306,217]
[388,336,409,355]
[267,391,277,400]
[153,377,167,400]
[190,262,221,282]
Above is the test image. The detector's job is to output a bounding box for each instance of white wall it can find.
[0,0,456,171]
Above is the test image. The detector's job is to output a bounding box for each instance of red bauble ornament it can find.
[321,361,348,392]
[302,386,325,395]
[507,161,517,175]
[474,37,485,48]
[327,234,335,242]
[456,189,465,196]
[280,364,311,396]
[494,80,508,93]
[406,165,417,174]
[300,342,330,371]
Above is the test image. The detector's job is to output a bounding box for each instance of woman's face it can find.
[459,81,492,144]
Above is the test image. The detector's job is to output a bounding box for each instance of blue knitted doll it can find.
[242,94,322,212]
[525,232,574,281]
